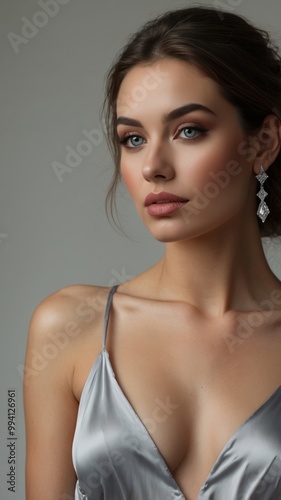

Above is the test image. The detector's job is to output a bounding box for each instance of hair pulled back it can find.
[101,6,281,237]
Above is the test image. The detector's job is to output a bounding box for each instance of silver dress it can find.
[72,285,281,499]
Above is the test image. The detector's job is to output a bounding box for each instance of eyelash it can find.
[118,125,208,149]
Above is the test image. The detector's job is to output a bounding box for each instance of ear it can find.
[252,113,281,174]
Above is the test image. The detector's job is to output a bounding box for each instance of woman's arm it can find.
[24,291,79,500]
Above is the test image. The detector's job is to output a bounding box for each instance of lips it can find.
[144,191,188,206]
[144,191,189,216]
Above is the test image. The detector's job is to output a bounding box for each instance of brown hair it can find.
[101,5,281,237]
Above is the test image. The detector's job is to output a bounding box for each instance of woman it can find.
[24,5,281,500]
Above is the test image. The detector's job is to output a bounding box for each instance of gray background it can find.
[1,0,281,498]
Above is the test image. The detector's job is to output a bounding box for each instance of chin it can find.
[145,217,222,243]
[147,226,196,243]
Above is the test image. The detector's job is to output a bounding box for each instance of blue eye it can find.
[119,134,145,148]
[178,126,207,139]
[118,125,208,149]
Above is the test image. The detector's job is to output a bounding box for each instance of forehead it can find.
[116,58,223,116]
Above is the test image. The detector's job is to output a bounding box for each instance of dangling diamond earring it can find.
[256,165,270,223]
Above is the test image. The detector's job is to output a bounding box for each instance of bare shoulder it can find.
[28,283,112,340]
[24,283,113,498]
[25,284,113,387]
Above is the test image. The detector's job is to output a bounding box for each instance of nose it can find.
[142,143,175,182]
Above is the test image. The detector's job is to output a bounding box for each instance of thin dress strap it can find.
[102,284,119,349]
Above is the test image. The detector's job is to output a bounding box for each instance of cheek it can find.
[178,139,252,222]
[120,161,140,198]
[182,134,247,188]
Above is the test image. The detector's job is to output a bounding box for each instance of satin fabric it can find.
[72,284,281,499]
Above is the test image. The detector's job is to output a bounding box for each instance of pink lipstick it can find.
[144,191,188,216]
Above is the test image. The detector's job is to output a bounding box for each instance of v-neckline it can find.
[103,348,281,499]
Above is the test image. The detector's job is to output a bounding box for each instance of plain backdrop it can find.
[1,0,281,498]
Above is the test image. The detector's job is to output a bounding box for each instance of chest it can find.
[74,305,281,499]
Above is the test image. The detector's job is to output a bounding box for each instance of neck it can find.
[153,217,280,317]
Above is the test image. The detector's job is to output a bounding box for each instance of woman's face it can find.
[116,58,256,243]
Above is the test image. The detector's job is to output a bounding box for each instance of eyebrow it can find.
[116,103,217,128]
